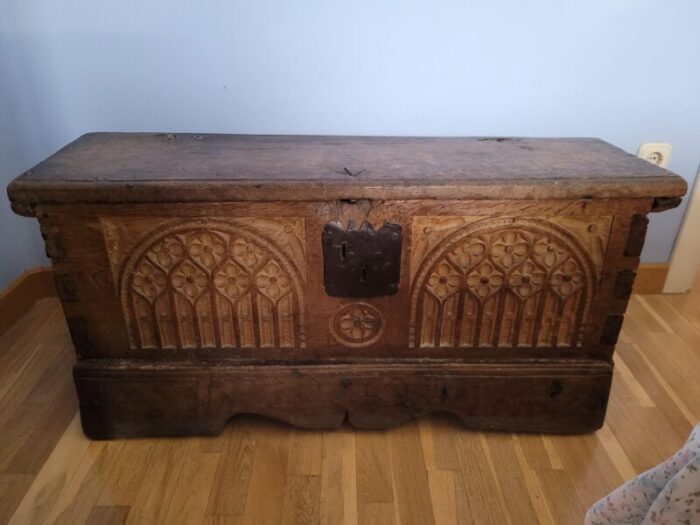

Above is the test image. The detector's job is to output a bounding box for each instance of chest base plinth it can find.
[74,357,612,439]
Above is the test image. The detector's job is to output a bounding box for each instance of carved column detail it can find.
[410,216,611,349]
[102,217,307,350]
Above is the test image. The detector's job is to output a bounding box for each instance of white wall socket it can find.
[638,142,672,168]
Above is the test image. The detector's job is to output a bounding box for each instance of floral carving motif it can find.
[171,261,208,300]
[149,237,185,269]
[492,232,528,269]
[427,262,461,300]
[134,230,296,306]
[420,228,588,303]
[117,219,306,350]
[232,239,266,270]
[339,307,379,340]
[467,262,504,299]
[419,229,589,304]
[411,218,597,349]
[330,303,384,348]
[213,262,251,298]
[508,260,545,298]
[533,237,567,268]
[255,261,292,301]
[132,261,167,301]
[187,232,226,270]
[449,239,485,269]
[551,259,584,297]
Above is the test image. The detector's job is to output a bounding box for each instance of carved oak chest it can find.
[8,133,686,438]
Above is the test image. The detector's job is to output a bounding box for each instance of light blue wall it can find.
[2,0,699,288]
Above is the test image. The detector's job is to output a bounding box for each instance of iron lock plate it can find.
[322,221,402,297]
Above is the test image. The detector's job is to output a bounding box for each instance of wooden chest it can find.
[8,133,686,438]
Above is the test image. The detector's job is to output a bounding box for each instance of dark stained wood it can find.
[613,271,637,300]
[624,214,650,257]
[6,133,686,438]
[600,315,625,346]
[74,359,612,438]
[7,133,686,213]
[651,196,684,212]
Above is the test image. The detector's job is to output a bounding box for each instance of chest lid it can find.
[8,133,686,215]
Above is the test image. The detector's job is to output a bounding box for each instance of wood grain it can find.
[10,196,671,437]
[101,217,307,351]
[409,215,611,349]
[0,267,55,338]
[2,273,700,523]
[8,134,687,211]
[5,134,686,440]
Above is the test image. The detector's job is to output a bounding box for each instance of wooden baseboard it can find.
[633,264,669,295]
[0,267,57,337]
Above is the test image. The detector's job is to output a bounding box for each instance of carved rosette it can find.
[115,219,306,350]
[410,217,600,349]
[329,303,384,348]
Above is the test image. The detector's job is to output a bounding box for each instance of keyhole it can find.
[360,264,368,283]
[340,242,347,260]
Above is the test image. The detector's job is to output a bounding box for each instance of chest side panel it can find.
[101,216,307,351]
[409,215,612,349]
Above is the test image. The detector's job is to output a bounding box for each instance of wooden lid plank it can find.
[8,133,687,214]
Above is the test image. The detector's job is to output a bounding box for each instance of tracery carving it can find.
[107,218,306,350]
[426,261,461,300]
[466,261,504,299]
[410,217,606,349]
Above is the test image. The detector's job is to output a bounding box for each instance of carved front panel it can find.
[102,217,306,350]
[410,216,612,349]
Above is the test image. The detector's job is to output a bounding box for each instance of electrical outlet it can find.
[638,143,671,168]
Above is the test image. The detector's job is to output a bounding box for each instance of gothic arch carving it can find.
[118,219,306,350]
[409,217,597,349]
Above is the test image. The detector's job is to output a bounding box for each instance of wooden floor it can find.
[2,276,700,525]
